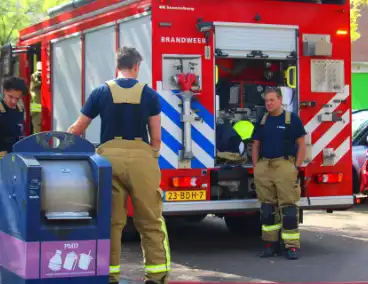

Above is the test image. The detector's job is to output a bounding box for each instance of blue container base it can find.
[0,268,110,284]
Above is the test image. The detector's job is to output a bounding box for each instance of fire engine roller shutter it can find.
[81,13,151,145]
[84,25,116,144]
[118,15,152,87]
[214,22,298,59]
[51,35,82,132]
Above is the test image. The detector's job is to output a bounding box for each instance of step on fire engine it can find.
[0,0,353,234]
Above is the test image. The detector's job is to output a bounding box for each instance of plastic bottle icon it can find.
[48,250,62,272]
[63,251,78,271]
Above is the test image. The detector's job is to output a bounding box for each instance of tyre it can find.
[225,213,261,236]
[183,214,207,223]
[353,168,360,194]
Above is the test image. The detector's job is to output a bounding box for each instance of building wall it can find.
[352,5,368,111]
[352,64,368,110]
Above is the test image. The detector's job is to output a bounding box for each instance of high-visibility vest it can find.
[233,120,254,141]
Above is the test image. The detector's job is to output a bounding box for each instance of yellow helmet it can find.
[233,120,254,140]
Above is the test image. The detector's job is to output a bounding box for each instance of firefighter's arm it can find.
[68,87,99,135]
[251,140,260,168]
[67,114,92,136]
[293,114,307,168]
[148,114,161,151]
[295,136,306,168]
[147,88,162,151]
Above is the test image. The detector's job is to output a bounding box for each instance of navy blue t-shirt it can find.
[216,122,242,153]
[0,100,24,152]
[251,111,307,159]
[81,78,161,144]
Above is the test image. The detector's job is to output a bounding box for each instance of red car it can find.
[359,151,368,196]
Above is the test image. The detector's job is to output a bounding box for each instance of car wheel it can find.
[353,168,360,194]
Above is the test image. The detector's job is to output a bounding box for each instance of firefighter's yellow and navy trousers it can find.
[254,156,301,248]
[31,101,42,134]
[30,71,42,133]
[97,79,170,284]
[97,139,170,283]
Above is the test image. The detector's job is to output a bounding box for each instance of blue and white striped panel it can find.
[156,81,215,170]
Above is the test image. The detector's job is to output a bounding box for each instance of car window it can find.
[352,111,368,135]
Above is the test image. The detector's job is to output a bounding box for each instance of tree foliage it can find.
[0,0,69,45]
[351,0,368,42]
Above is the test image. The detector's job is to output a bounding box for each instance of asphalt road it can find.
[120,203,368,283]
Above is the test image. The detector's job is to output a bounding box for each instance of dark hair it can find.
[116,46,143,70]
[264,87,282,98]
[3,76,28,96]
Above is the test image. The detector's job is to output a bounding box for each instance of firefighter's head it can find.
[36,61,42,72]
[2,76,28,109]
[116,46,143,79]
[264,87,283,113]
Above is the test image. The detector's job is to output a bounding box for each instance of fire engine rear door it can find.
[213,22,298,60]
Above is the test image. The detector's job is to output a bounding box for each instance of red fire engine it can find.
[0,0,353,235]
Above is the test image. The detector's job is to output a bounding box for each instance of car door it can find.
[352,120,368,174]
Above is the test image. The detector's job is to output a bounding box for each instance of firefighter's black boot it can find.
[284,247,299,260]
[259,241,281,257]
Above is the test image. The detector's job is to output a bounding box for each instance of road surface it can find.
[120,204,368,283]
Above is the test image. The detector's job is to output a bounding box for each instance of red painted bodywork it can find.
[16,0,352,217]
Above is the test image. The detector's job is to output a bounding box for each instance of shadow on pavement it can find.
[120,205,368,283]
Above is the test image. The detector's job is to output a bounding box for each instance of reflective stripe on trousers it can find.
[282,232,300,240]
[109,265,120,274]
[262,223,281,232]
[144,217,171,274]
[31,103,42,113]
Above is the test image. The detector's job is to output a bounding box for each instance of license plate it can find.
[164,190,207,202]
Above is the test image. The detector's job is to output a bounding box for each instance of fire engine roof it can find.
[18,0,146,42]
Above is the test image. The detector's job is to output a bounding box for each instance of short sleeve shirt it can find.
[81,78,161,145]
[0,100,24,152]
[251,111,307,159]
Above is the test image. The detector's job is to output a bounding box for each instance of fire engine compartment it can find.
[215,57,299,163]
[212,57,299,201]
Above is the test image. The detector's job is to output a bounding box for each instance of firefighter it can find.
[216,119,254,162]
[251,87,306,260]
[0,77,28,158]
[67,46,170,284]
[30,61,42,133]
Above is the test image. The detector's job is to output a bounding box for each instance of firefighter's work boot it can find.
[259,242,281,257]
[285,247,299,260]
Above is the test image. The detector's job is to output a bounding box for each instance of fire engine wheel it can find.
[224,213,261,236]
[183,214,207,223]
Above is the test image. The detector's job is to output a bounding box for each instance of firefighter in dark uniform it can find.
[251,87,306,260]
[216,120,254,162]
[0,77,28,158]
[67,46,170,284]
